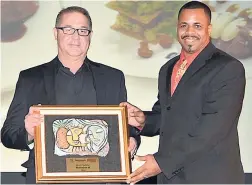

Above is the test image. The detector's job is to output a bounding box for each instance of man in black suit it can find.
[121,1,245,184]
[1,6,140,184]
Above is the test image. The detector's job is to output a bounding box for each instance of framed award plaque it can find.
[34,105,131,183]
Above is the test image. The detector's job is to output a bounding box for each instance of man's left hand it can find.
[127,154,161,184]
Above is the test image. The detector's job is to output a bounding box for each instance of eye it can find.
[79,29,89,34]
[180,24,187,28]
[64,27,73,32]
[195,24,202,29]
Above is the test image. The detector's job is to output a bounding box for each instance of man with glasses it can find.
[1,6,140,184]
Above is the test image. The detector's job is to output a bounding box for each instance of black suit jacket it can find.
[1,57,140,183]
[141,43,245,183]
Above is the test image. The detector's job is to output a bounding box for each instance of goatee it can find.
[188,45,193,53]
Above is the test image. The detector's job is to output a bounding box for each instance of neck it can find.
[58,53,86,74]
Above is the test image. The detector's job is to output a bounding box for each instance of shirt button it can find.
[166,106,171,110]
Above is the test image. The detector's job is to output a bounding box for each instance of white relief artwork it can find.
[53,118,109,157]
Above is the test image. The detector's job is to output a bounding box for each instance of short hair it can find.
[178,1,211,23]
[55,6,92,30]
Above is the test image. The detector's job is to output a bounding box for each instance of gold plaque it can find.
[66,157,100,172]
[34,106,131,183]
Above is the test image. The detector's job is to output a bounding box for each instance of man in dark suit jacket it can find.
[1,6,140,184]
[121,1,245,184]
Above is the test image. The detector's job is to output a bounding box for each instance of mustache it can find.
[181,35,200,39]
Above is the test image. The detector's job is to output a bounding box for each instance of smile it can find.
[184,37,199,43]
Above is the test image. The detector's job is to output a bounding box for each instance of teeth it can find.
[221,18,247,41]
[211,12,235,39]
[185,38,196,42]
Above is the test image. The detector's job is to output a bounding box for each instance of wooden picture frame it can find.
[34,105,131,183]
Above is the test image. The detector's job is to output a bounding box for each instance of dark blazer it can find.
[1,57,140,183]
[141,43,245,183]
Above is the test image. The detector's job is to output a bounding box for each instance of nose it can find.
[185,25,195,34]
[71,30,80,39]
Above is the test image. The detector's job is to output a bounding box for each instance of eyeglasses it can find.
[56,27,92,36]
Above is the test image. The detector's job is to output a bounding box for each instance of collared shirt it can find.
[171,49,201,95]
[55,57,97,105]
[28,57,97,149]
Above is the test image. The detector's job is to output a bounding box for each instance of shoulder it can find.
[159,55,179,74]
[88,59,124,77]
[211,48,245,75]
[19,58,56,79]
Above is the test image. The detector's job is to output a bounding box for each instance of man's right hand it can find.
[120,102,145,129]
[24,106,43,142]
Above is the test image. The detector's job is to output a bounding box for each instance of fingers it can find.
[119,102,128,107]
[130,165,145,178]
[129,172,147,185]
[119,102,134,109]
[127,165,146,184]
[25,105,43,137]
[120,102,143,118]
[25,115,43,125]
[129,110,144,118]
[129,156,147,178]
[120,102,139,112]
[129,111,145,127]
[128,137,137,152]
[128,155,160,185]
[29,106,41,115]
[27,105,43,124]
[120,102,145,127]
[134,155,147,161]
[25,115,43,137]
[127,155,152,184]
[25,109,43,124]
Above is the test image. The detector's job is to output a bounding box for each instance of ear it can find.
[53,27,58,40]
[208,24,212,37]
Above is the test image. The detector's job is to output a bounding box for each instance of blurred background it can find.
[1,0,251,182]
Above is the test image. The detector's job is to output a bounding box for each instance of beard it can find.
[187,45,193,53]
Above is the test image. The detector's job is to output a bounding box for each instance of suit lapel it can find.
[172,43,216,97]
[43,58,58,105]
[159,56,178,105]
[86,59,106,105]
[165,57,179,98]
